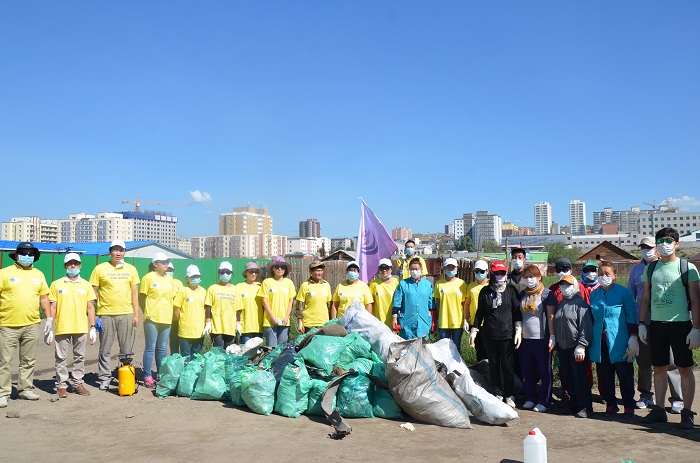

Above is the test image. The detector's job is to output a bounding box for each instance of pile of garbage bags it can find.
[155,301,518,430]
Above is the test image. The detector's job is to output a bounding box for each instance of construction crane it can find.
[122,194,191,212]
[643,201,658,210]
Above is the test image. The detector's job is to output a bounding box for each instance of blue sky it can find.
[2,1,699,239]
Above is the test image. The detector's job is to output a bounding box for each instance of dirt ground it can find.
[1,328,698,463]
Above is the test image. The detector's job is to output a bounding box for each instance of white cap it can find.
[474,260,488,271]
[64,252,81,264]
[378,258,392,268]
[186,265,200,277]
[219,261,233,271]
[152,252,169,263]
[167,261,175,270]
[110,240,126,250]
[346,260,360,270]
[444,258,458,268]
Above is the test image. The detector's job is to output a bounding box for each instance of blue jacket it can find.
[392,277,433,339]
[589,284,638,364]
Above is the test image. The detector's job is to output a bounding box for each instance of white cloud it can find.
[664,195,700,210]
[190,190,212,203]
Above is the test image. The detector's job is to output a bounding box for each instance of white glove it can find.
[686,328,700,350]
[44,317,53,335]
[548,335,556,352]
[237,321,243,335]
[514,321,522,349]
[276,318,284,327]
[462,319,469,333]
[202,321,212,336]
[89,328,97,345]
[469,327,479,348]
[574,345,586,362]
[626,335,639,362]
[44,331,54,345]
[638,324,648,344]
[297,319,304,331]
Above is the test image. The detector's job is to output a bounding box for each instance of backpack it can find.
[646,258,690,311]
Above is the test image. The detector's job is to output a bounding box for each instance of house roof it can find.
[321,250,356,261]
[577,240,638,262]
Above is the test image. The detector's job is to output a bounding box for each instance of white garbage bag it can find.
[339,300,403,359]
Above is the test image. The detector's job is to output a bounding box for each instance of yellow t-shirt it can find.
[174,285,206,339]
[295,280,332,327]
[205,283,240,336]
[0,265,50,327]
[257,278,296,327]
[140,272,174,324]
[171,279,184,321]
[49,277,96,335]
[433,277,468,329]
[397,256,428,279]
[369,277,399,328]
[236,281,263,334]
[89,261,140,316]
[466,281,488,325]
[333,280,373,318]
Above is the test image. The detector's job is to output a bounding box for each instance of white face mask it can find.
[556,270,571,280]
[657,242,675,257]
[525,277,538,289]
[599,275,614,287]
[410,269,422,280]
[512,259,524,270]
[561,285,576,299]
[641,248,656,262]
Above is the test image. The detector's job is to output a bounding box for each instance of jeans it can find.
[264,326,289,347]
[179,338,203,359]
[439,328,463,351]
[241,333,263,344]
[212,334,236,349]
[170,318,180,355]
[143,320,171,378]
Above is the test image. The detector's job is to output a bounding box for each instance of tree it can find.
[454,235,475,252]
[543,242,583,264]
[481,240,502,253]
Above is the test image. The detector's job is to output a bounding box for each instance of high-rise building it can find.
[534,201,552,235]
[331,238,353,252]
[189,233,287,259]
[392,227,412,241]
[593,206,650,234]
[448,213,475,240]
[219,207,273,235]
[473,210,502,249]
[569,200,587,235]
[299,218,321,238]
[2,216,58,243]
[57,211,177,247]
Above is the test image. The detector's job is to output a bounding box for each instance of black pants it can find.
[475,331,488,361]
[484,337,515,397]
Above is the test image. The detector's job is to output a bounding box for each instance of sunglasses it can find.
[219,270,232,275]
[17,250,33,256]
[155,260,170,265]
[555,267,571,273]
[656,237,675,245]
[582,267,598,273]
[494,271,507,276]
[474,269,486,274]
[379,267,391,271]
[273,265,286,270]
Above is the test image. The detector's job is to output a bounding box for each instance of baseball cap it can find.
[378,258,392,269]
[582,259,599,269]
[555,258,572,269]
[559,274,577,286]
[491,261,507,273]
[639,236,655,247]
[444,257,458,268]
[474,260,488,271]
[109,240,126,250]
[152,252,169,263]
[64,252,81,264]
[167,261,175,270]
[346,260,360,270]
[309,260,325,270]
[219,261,233,271]
[186,265,200,277]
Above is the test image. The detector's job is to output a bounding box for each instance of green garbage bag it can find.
[337,374,374,418]
[257,344,285,370]
[370,352,386,382]
[224,355,249,385]
[371,385,403,419]
[176,354,204,397]
[229,366,254,406]
[295,327,319,346]
[297,333,370,375]
[191,361,229,401]
[204,346,227,359]
[156,354,186,398]
[307,379,333,416]
[241,369,276,415]
[323,318,341,326]
[274,359,312,418]
[339,358,373,375]
[337,333,372,366]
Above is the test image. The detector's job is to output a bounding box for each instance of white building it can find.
[189,233,287,259]
[569,200,587,235]
[331,237,353,252]
[58,211,177,248]
[639,210,700,237]
[473,210,502,249]
[176,236,192,255]
[566,233,636,251]
[2,216,59,243]
[534,201,552,235]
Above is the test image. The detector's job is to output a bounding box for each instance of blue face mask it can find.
[445,270,457,278]
[405,247,415,256]
[166,271,174,278]
[18,255,34,266]
[475,271,487,282]
[219,273,232,282]
[66,268,80,277]
[347,271,359,281]
[189,278,201,286]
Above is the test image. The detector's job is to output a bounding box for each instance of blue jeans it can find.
[241,333,263,344]
[179,338,203,359]
[264,327,289,347]
[439,328,463,350]
[143,320,171,378]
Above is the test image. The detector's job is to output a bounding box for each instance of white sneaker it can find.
[533,404,548,413]
[671,401,684,414]
[18,390,40,400]
[522,400,536,410]
[505,396,516,408]
[495,395,503,402]
[99,379,111,391]
[0,397,7,408]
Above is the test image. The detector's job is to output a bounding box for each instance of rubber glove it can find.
[89,327,97,345]
[574,345,586,362]
[686,328,700,350]
[463,319,469,333]
[44,330,54,345]
[430,310,437,333]
[95,317,103,333]
[237,321,243,335]
[638,324,648,344]
[202,321,212,336]
[276,318,284,327]
[548,335,556,352]
[469,327,479,348]
[44,317,53,335]
[392,316,399,333]
[514,321,522,349]
[626,335,640,361]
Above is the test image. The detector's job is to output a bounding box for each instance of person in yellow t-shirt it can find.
[138,252,174,389]
[46,253,96,398]
[434,258,468,350]
[258,256,296,347]
[237,262,264,343]
[369,258,399,329]
[166,261,184,355]
[174,265,207,358]
[331,261,373,319]
[396,240,428,279]
[465,259,490,361]
[205,261,241,349]
[0,242,50,406]
[295,260,332,331]
[88,240,140,390]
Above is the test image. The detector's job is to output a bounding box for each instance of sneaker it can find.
[505,396,516,409]
[636,397,654,409]
[143,376,156,389]
[679,409,695,429]
[642,405,667,424]
[575,409,590,419]
[623,408,635,418]
[57,387,68,399]
[72,384,90,396]
[18,390,40,400]
[522,400,536,410]
[670,401,684,414]
[533,404,548,413]
[0,397,7,408]
[495,395,503,402]
[605,404,620,415]
[99,379,111,391]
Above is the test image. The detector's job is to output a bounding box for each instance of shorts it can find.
[649,320,694,368]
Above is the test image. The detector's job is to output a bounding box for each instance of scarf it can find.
[489,279,507,308]
[522,282,544,314]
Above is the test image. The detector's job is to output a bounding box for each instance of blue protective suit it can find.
[588,284,638,363]
[392,277,434,339]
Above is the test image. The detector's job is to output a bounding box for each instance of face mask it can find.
[561,285,576,299]
[512,259,524,270]
[166,271,174,278]
[66,268,80,277]
[525,277,538,289]
[405,248,415,256]
[494,274,507,282]
[599,275,614,287]
[556,270,571,280]
[219,274,232,282]
[641,249,656,262]
[17,255,34,266]
[445,270,457,278]
[657,242,675,257]
[347,272,359,281]
[410,269,422,280]
[380,272,391,280]
[475,271,487,282]
[189,278,201,286]
[584,272,598,282]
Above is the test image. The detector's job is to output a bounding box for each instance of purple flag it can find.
[357,199,398,282]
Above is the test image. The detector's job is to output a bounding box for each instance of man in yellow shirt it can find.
[46,253,96,398]
[0,242,50,407]
[89,240,140,390]
[433,258,468,350]
[295,260,332,331]
[396,240,428,279]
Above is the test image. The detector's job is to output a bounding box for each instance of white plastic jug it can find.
[523,427,547,463]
